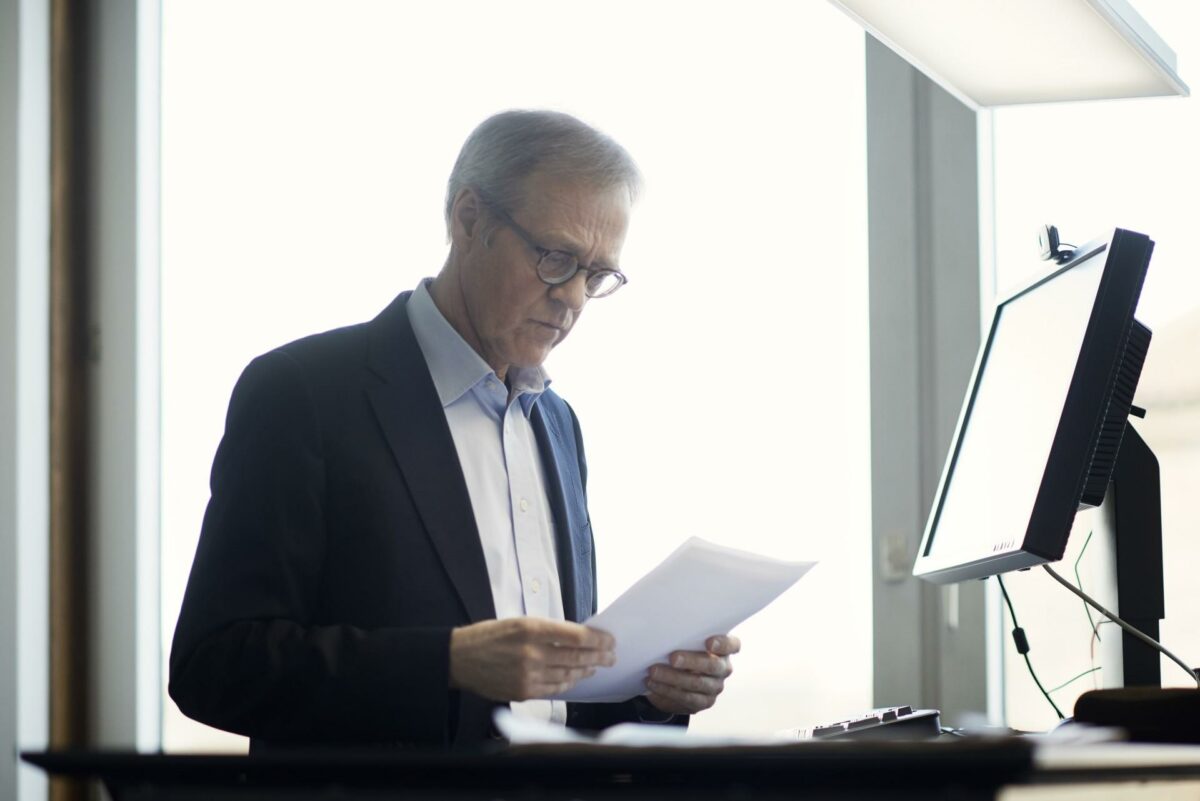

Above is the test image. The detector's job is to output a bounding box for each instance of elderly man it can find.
[169,110,740,750]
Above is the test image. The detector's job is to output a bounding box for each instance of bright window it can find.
[161,0,871,750]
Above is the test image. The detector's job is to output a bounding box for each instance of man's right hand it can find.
[448,618,616,702]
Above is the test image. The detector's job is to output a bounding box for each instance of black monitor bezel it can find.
[913,228,1153,584]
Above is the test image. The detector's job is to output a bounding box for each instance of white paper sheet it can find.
[494,708,792,748]
[553,537,816,703]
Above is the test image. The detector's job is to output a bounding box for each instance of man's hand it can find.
[643,635,741,715]
[449,618,616,702]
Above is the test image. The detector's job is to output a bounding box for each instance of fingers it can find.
[579,626,616,652]
[664,650,732,678]
[450,619,615,703]
[647,664,724,696]
[638,638,740,715]
[543,642,617,669]
[705,635,741,656]
[515,620,615,671]
[523,619,615,652]
[508,663,598,701]
[517,664,600,701]
[508,622,615,700]
[644,679,717,713]
[524,680,581,700]
[539,665,597,685]
[515,644,609,678]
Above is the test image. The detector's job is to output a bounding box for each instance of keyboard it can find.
[780,706,943,742]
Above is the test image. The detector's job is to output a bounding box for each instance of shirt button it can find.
[531,579,541,594]
[519,498,529,512]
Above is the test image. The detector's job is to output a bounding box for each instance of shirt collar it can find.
[407,279,550,417]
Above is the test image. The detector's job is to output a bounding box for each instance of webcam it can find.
[1038,224,1075,264]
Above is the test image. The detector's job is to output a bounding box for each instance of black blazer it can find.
[169,292,674,750]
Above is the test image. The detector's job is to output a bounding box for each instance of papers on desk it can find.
[553,536,816,703]
[494,708,791,748]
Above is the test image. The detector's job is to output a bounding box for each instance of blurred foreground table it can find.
[22,739,1200,800]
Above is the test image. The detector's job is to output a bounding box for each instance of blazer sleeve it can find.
[560,401,688,733]
[169,349,455,746]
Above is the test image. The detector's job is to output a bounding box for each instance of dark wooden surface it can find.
[24,740,1035,801]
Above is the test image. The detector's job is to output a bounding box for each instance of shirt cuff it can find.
[632,695,678,723]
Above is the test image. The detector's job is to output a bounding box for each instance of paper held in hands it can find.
[553,537,816,703]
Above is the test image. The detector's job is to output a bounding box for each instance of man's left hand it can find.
[643,635,741,715]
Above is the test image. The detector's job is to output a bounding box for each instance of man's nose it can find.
[550,271,589,312]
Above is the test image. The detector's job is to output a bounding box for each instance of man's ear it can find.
[451,188,483,245]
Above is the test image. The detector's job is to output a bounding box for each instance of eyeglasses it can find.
[481,198,628,299]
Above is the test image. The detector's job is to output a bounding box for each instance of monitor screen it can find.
[913,229,1153,583]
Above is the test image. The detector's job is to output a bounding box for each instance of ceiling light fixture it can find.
[830,0,1189,108]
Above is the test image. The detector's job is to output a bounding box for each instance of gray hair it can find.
[444,109,642,241]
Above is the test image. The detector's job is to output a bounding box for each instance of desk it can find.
[22,740,1200,801]
[1003,743,1200,801]
[25,741,1028,800]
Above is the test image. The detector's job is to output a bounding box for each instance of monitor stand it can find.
[1071,430,1200,740]
[1109,422,1164,687]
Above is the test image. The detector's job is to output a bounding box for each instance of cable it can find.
[997,574,1065,719]
[1090,620,1117,687]
[1047,667,1101,695]
[1042,564,1200,687]
[1073,529,1104,685]
[1073,530,1101,641]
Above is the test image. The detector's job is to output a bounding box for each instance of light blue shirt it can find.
[407,279,567,724]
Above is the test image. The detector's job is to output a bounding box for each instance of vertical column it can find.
[1,0,52,799]
[976,108,1006,725]
[866,35,987,722]
[84,0,162,750]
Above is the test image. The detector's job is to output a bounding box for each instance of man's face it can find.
[457,172,631,376]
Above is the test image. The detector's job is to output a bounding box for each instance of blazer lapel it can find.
[365,292,496,624]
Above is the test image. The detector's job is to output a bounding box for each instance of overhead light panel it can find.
[830,0,1189,108]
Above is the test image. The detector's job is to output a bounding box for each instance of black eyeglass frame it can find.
[479,196,629,299]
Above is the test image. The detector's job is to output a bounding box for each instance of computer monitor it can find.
[912,228,1154,585]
